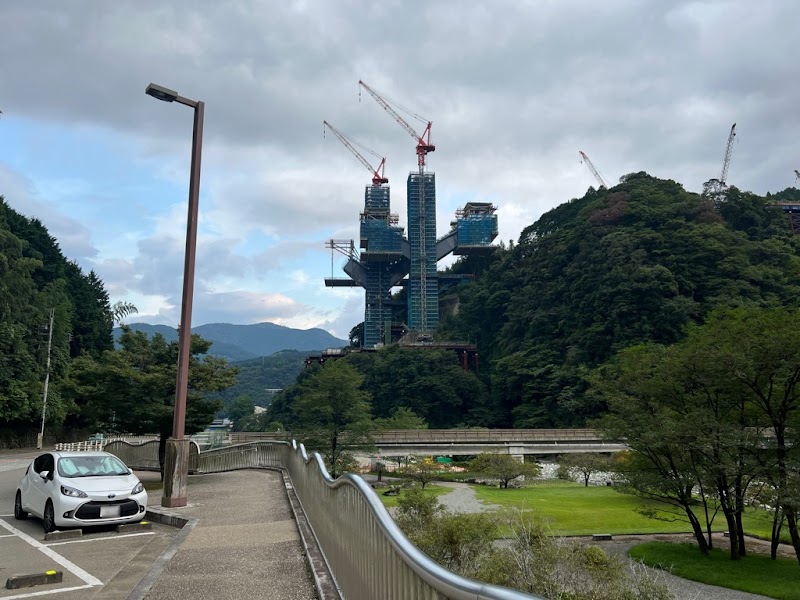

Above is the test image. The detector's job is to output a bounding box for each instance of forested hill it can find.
[440,173,800,428]
[1,197,113,431]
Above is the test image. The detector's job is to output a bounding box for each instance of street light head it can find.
[146,83,179,103]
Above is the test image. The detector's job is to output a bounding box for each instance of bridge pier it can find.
[507,446,525,463]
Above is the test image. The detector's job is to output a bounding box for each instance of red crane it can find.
[579,151,608,189]
[323,120,388,186]
[358,80,434,170]
[358,80,435,332]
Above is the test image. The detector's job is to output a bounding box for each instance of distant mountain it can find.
[114,321,347,361]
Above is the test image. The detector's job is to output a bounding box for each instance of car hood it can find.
[60,475,140,493]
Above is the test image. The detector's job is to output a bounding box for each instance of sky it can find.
[1,1,798,339]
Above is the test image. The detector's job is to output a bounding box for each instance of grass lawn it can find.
[469,481,790,541]
[742,507,792,544]
[630,542,799,600]
[376,484,451,508]
[471,481,693,535]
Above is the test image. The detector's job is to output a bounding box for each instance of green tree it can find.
[345,346,490,428]
[594,308,800,561]
[469,453,541,488]
[111,301,138,325]
[374,407,427,429]
[557,453,612,487]
[63,327,237,474]
[227,395,255,424]
[399,456,440,489]
[292,360,373,478]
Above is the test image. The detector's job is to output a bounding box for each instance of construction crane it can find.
[794,169,800,183]
[358,80,434,169]
[359,80,435,333]
[323,120,388,186]
[707,123,737,205]
[579,151,608,189]
[719,123,737,188]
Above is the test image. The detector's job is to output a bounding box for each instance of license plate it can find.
[100,505,120,518]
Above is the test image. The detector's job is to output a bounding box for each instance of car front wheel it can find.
[14,491,28,520]
[43,500,56,533]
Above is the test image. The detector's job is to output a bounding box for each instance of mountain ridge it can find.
[113,321,347,362]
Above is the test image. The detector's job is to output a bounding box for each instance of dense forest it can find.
[0,197,115,444]
[438,173,800,428]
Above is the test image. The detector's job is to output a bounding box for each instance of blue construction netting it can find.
[360,219,403,253]
[456,213,498,246]
[406,172,438,331]
[364,185,390,213]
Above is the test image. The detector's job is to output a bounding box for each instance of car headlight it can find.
[61,485,88,498]
[132,482,144,495]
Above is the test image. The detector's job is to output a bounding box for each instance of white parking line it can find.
[0,519,103,587]
[3,585,94,599]
[0,513,14,516]
[47,531,155,546]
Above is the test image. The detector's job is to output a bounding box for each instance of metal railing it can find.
[103,439,202,472]
[102,439,540,599]
[190,441,541,600]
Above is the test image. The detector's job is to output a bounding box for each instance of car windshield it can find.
[57,455,130,478]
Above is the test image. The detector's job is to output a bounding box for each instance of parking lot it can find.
[0,453,178,599]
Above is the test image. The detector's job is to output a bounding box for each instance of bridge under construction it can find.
[324,82,498,348]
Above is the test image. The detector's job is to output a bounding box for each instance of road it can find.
[0,450,178,599]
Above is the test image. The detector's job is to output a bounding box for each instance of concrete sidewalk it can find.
[140,469,318,600]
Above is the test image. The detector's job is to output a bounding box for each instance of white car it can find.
[15,451,148,533]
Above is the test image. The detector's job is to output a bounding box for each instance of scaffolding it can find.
[360,190,404,348]
[407,172,438,332]
[452,202,498,254]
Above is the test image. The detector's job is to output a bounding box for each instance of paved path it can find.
[436,481,498,513]
[144,470,317,600]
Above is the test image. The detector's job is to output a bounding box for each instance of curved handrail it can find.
[288,440,542,600]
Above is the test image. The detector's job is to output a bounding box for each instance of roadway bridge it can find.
[232,428,626,460]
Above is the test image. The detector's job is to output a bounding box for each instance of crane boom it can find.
[323,120,388,186]
[579,151,608,189]
[719,123,736,186]
[358,80,434,169]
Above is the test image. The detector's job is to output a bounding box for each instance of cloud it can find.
[0,164,98,261]
[2,0,799,338]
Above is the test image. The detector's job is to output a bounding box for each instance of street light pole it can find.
[145,83,204,508]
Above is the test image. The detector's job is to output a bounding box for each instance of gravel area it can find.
[436,481,499,513]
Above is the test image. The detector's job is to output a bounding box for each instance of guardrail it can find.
[232,429,606,446]
[181,441,541,600]
[104,439,202,472]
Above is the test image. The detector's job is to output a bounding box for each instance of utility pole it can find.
[38,308,55,450]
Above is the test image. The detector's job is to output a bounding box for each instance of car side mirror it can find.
[39,470,50,481]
